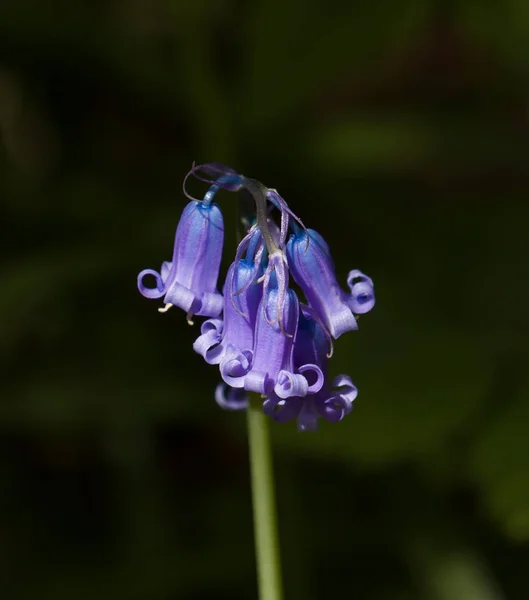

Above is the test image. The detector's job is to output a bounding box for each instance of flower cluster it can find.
[137,163,375,431]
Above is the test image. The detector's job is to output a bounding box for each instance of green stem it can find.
[247,393,284,600]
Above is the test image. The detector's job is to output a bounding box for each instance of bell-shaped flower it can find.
[286,228,375,339]
[262,308,357,431]
[229,278,323,399]
[193,227,264,371]
[137,199,224,320]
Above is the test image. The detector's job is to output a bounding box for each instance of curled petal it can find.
[317,375,357,423]
[138,268,200,314]
[274,370,309,399]
[220,345,253,388]
[297,363,324,394]
[317,395,352,423]
[196,291,224,317]
[244,369,271,396]
[331,374,358,405]
[163,280,200,314]
[347,270,375,314]
[137,269,165,299]
[263,394,303,423]
[215,383,248,411]
[193,319,224,364]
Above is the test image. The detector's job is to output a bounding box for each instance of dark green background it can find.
[1,1,528,598]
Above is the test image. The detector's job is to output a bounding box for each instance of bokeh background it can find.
[1,1,529,598]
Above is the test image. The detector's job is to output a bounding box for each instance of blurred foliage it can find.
[1,0,528,598]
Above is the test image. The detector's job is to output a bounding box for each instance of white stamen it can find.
[186,311,195,326]
[158,303,173,313]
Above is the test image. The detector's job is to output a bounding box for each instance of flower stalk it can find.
[247,392,284,600]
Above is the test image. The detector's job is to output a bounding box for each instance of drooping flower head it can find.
[137,161,374,431]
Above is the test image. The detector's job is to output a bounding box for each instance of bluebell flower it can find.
[138,162,374,432]
[286,227,375,339]
[234,282,324,399]
[193,227,264,370]
[263,307,357,431]
[137,198,225,320]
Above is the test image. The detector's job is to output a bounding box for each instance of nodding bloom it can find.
[137,162,374,431]
[137,194,225,321]
[238,283,324,399]
[263,308,357,431]
[286,227,375,339]
[193,226,264,369]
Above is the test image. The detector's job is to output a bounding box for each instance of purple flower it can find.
[286,228,375,339]
[193,227,264,370]
[231,283,323,399]
[136,162,374,431]
[137,199,224,320]
[263,308,357,431]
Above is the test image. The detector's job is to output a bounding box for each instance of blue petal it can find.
[137,268,165,299]
[194,247,263,368]
[346,270,375,314]
[316,375,357,423]
[293,309,329,373]
[220,345,253,388]
[244,287,302,397]
[262,309,358,431]
[137,201,224,318]
[262,393,303,423]
[193,318,224,364]
[287,229,359,339]
[215,383,248,411]
[274,369,309,399]
[296,397,320,432]
[226,259,262,345]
